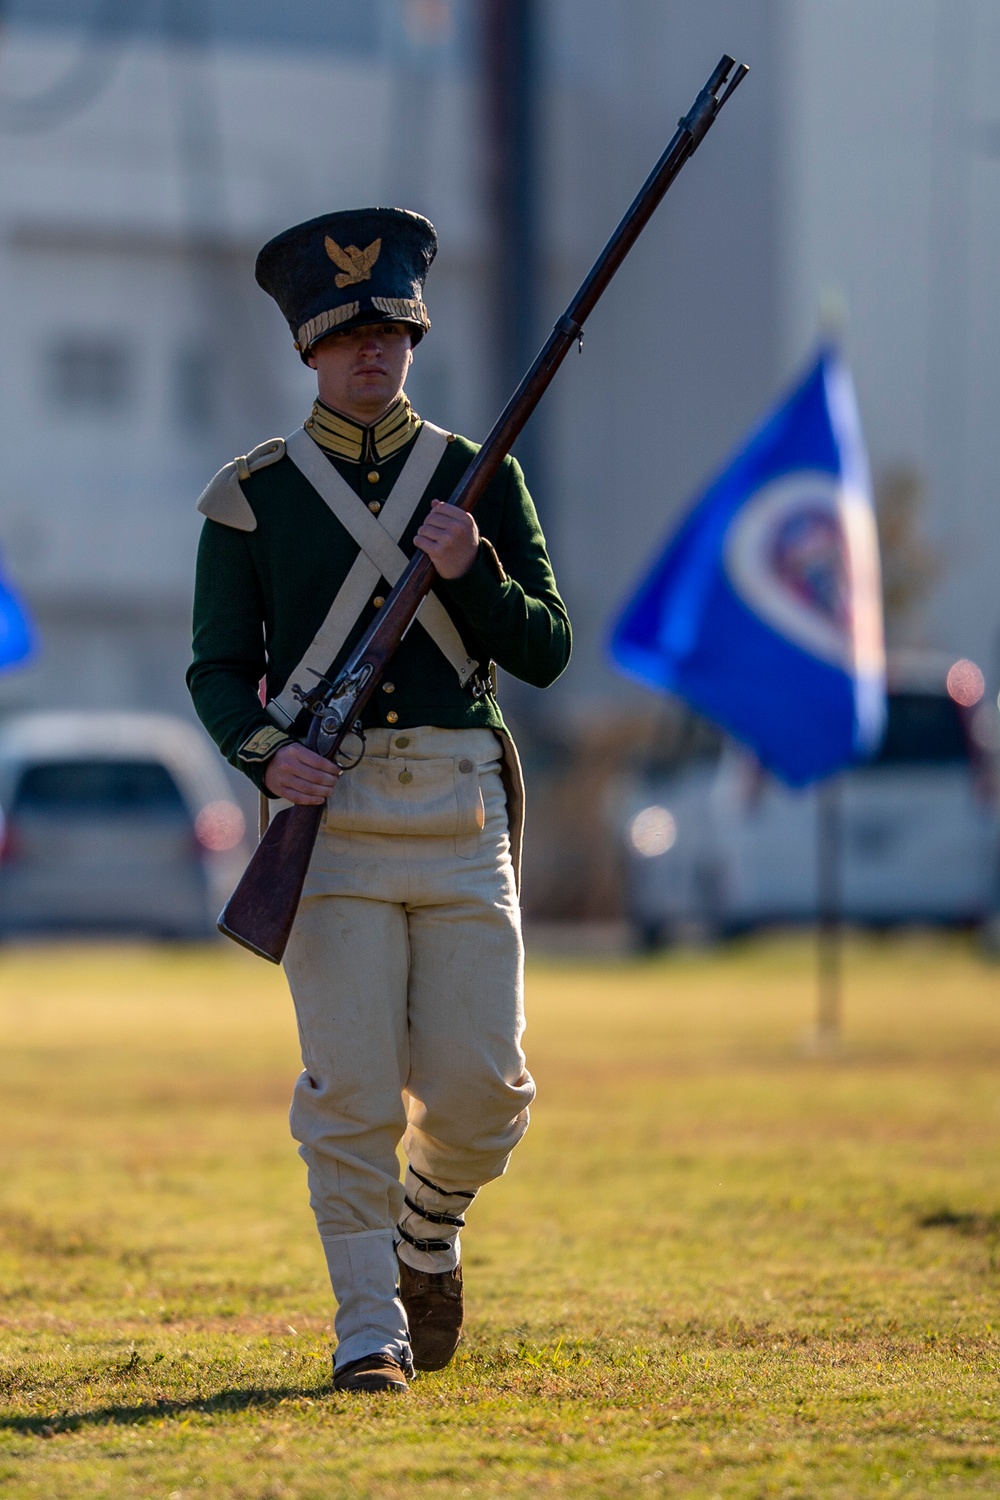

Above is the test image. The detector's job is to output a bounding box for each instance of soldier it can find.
[187,208,571,1393]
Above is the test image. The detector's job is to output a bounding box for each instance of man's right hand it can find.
[264,743,341,804]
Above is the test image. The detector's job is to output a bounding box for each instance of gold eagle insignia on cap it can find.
[325,235,382,288]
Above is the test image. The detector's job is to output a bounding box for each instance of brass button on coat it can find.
[372,596,385,608]
[382,682,395,694]
[386,710,398,724]
[394,736,410,749]
[367,470,380,483]
[458,758,474,774]
[398,770,413,784]
[368,500,382,514]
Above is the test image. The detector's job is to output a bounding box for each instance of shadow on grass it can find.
[0,1381,334,1437]
[918,1207,1000,1236]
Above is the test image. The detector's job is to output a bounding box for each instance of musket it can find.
[219,52,749,962]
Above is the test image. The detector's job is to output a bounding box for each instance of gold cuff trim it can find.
[480,538,508,583]
[238,725,292,764]
[296,301,360,351]
[372,296,430,330]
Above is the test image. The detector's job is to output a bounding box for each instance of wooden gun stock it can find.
[218,801,324,961]
[218,53,748,964]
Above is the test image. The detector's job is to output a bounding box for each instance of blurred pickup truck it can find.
[0,712,247,941]
[622,655,1000,947]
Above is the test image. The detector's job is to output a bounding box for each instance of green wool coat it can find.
[187,427,572,793]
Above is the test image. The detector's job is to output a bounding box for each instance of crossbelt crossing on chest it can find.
[267,423,477,730]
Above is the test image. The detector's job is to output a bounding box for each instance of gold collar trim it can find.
[304,395,421,463]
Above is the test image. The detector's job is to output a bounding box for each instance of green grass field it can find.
[1,935,999,1498]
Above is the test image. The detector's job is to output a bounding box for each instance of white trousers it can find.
[281,726,534,1371]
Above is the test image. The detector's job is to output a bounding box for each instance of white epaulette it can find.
[196,437,286,531]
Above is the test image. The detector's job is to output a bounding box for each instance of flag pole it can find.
[815,775,843,1049]
[814,298,848,1053]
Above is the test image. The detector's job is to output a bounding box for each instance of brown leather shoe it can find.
[332,1352,409,1394]
[397,1253,464,1371]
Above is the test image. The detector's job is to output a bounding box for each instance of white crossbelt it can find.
[267,423,479,728]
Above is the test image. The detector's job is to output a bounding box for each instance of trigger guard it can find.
[333,725,366,771]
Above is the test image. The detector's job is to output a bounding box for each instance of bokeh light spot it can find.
[946,659,985,707]
[195,800,245,852]
[628,806,677,858]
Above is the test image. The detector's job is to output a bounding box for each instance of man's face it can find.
[307,322,413,422]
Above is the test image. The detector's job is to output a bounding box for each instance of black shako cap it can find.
[255,207,437,360]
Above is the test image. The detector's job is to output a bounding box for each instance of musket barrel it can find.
[349,52,747,638]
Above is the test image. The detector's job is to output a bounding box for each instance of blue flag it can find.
[608,347,885,786]
[0,555,33,673]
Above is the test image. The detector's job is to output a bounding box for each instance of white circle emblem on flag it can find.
[724,471,881,673]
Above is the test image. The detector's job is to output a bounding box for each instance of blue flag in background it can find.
[608,347,885,786]
[0,554,33,673]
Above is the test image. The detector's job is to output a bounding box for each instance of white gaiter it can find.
[321,1227,412,1374]
[395,1166,478,1274]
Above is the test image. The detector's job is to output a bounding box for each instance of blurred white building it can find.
[0,0,489,731]
[0,0,996,739]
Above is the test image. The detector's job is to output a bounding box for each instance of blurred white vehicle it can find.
[0,712,246,940]
[623,656,1000,946]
